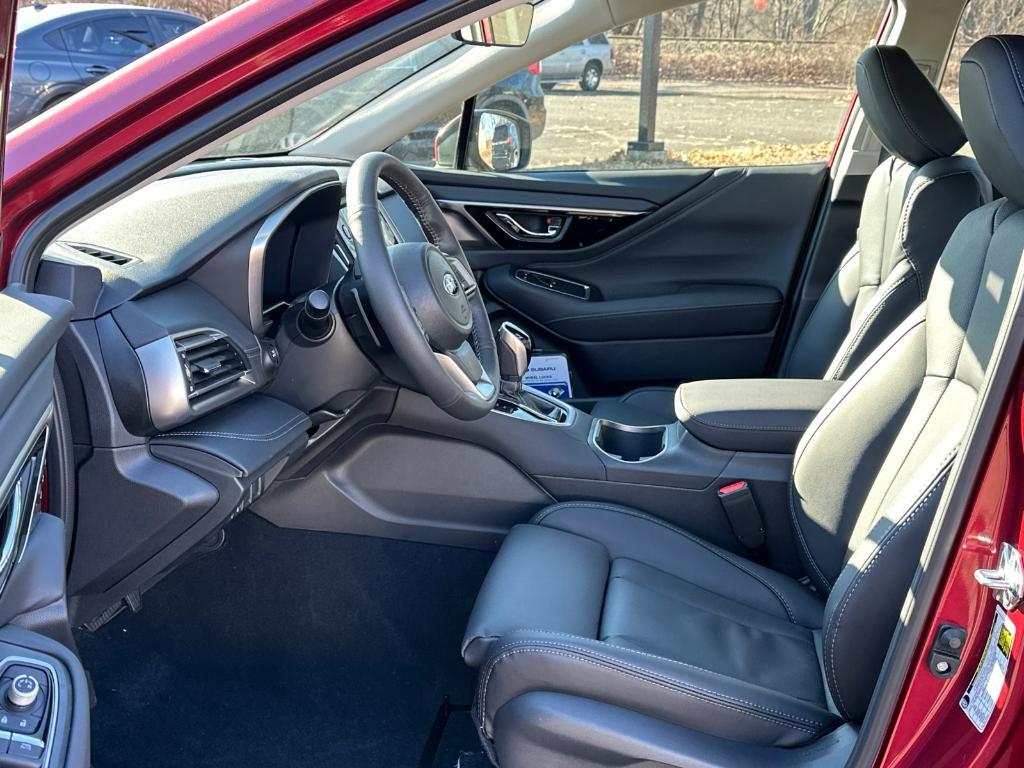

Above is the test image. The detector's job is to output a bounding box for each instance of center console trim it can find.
[589,418,670,464]
[0,655,58,767]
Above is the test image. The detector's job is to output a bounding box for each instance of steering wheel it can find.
[346,152,500,420]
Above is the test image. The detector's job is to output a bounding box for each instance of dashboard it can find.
[37,162,415,436]
[35,161,429,616]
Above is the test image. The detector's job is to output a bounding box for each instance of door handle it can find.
[493,212,564,240]
[85,64,113,76]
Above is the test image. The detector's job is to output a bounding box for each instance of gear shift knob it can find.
[497,322,532,397]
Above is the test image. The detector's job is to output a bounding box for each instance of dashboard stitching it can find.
[164,414,307,441]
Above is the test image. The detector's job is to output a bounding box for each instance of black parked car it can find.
[9,3,203,130]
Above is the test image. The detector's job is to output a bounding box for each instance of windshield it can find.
[205,35,461,158]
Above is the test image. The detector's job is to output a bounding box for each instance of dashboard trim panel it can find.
[248,180,344,333]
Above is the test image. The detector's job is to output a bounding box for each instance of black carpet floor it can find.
[76,514,493,768]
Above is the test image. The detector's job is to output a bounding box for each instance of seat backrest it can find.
[783,46,990,380]
[788,35,1024,722]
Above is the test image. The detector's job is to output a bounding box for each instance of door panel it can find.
[0,287,87,767]
[420,164,826,392]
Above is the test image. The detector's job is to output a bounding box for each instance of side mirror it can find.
[433,109,532,173]
[472,110,530,172]
[454,5,534,47]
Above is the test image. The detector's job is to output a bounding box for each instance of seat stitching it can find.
[996,37,1024,105]
[789,313,928,590]
[678,388,811,433]
[873,49,942,158]
[534,502,799,622]
[824,463,952,718]
[515,629,816,690]
[478,641,826,733]
[478,649,819,738]
[826,274,916,380]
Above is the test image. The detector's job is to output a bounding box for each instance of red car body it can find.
[0,2,1023,766]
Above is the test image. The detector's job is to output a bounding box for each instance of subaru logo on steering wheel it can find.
[443,273,459,296]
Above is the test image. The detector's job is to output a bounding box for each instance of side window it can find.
[940,1,1024,118]
[61,16,156,57]
[389,2,887,172]
[156,17,202,44]
[42,30,66,50]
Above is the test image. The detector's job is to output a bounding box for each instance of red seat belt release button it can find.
[717,481,766,550]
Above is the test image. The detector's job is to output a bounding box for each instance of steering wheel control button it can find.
[5,677,37,710]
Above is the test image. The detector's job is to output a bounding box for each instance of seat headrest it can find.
[961,35,1024,207]
[856,45,966,166]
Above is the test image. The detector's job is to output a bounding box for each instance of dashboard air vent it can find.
[174,331,248,403]
[61,241,136,266]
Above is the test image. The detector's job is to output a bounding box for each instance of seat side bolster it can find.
[475,632,840,748]
[461,524,609,667]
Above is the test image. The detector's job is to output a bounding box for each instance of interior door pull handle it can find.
[494,212,561,239]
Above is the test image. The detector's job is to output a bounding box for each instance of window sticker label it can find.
[524,354,573,399]
[960,606,1016,732]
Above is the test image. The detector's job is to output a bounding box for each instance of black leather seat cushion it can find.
[464,502,838,747]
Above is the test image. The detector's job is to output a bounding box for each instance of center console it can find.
[252,325,847,580]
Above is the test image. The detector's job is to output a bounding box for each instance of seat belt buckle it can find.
[717,481,766,550]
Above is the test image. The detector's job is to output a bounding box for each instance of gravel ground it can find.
[529,78,853,169]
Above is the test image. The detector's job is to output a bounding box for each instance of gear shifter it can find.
[497,322,532,399]
[494,322,570,424]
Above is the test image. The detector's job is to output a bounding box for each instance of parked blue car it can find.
[9,3,203,130]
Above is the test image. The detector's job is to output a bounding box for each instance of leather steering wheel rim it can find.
[346,152,500,420]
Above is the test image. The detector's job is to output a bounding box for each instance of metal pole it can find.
[628,14,665,156]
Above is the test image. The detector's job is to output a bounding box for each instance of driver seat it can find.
[461,37,1024,767]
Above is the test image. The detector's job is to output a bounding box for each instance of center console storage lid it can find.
[676,378,842,454]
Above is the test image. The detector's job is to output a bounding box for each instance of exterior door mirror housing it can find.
[434,109,531,172]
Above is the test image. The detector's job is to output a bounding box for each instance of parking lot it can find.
[529,78,854,169]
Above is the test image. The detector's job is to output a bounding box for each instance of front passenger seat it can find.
[592,45,989,426]
[462,36,1024,767]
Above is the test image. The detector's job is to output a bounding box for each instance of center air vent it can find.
[61,241,136,266]
[174,331,248,403]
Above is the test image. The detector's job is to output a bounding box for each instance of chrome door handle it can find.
[975,542,1024,610]
[494,212,561,239]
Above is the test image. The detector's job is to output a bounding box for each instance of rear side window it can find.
[588,34,609,45]
[156,16,202,43]
[60,15,156,57]
[42,30,65,50]
[940,1,1024,114]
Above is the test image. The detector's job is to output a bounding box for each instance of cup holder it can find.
[592,419,668,463]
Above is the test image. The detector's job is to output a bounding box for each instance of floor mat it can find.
[77,513,493,768]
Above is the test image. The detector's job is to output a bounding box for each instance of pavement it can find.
[529,78,853,168]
